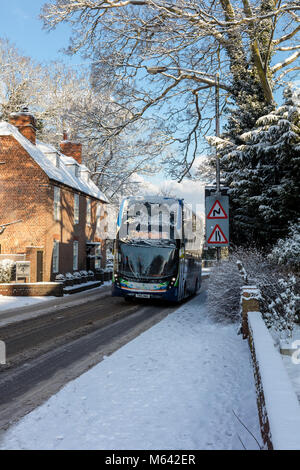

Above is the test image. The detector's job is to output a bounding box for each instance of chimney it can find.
[9,107,37,145]
[60,132,82,165]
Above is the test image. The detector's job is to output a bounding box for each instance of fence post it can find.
[241,286,261,339]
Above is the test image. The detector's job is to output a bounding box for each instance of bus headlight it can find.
[169,277,177,288]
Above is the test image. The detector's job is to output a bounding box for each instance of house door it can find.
[37,251,43,282]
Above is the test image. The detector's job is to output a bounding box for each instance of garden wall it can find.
[0,282,63,297]
[242,286,300,450]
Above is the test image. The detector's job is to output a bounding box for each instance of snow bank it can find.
[248,312,300,450]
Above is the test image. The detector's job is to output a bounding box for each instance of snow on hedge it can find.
[0,259,15,283]
[269,220,300,269]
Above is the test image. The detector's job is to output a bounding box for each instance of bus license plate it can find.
[136,293,150,298]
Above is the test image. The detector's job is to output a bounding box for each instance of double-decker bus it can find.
[112,196,203,302]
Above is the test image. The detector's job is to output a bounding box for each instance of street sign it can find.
[205,193,229,247]
[207,200,228,219]
[207,224,228,244]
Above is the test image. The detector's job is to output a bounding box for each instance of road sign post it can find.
[205,189,229,253]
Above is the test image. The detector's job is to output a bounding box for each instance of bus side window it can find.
[170,211,175,240]
[136,211,141,232]
[159,211,162,238]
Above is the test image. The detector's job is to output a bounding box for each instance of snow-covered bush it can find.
[234,249,299,337]
[268,220,300,271]
[207,248,299,336]
[207,248,270,323]
[264,276,298,341]
[88,270,94,276]
[73,272,81,278]
[79,270,88,277]
[65,272,74,280]
[207,257,243,323]
[0,259,16,283]
[55,274,65,282]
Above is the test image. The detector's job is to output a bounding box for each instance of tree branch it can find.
[272,50,300,72]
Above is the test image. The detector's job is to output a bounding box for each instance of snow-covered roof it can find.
[0,122,108,203]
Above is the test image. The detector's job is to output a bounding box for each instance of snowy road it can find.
[0,291,262,450]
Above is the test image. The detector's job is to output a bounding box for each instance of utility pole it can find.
[215,73,221,261]
[215,73,220,194]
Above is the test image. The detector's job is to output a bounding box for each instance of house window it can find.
[95,245,102,270]
[86,198,91,226]
[52,240,59,273]
[74,194,79,224]
[96,204,101,234]
[54,187,61,221]
[73,241,79,271]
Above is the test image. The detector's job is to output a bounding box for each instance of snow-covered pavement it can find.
[0,292,262,450]
[0,295,56,313]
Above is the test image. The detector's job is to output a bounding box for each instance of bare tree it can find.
[0,39,162,199]
[37,63,164,200]
[40,0,300,179]
[0,38,45,121]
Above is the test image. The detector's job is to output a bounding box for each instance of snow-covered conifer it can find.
[220,86,300,247]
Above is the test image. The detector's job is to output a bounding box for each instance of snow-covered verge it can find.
[0,293,261,450]
[248,312,300,450]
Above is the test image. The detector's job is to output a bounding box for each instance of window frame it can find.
[86,198,91,226]
[96,203,101,234]
[73,240,79,271]
[74,193,80,225]
[95,244,102,270]
[53,186,61,221]
[52,240,59,274]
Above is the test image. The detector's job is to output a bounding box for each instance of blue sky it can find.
[0,0,83,65]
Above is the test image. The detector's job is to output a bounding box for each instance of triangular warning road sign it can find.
[207,224,228,244]
[207,200,228,219]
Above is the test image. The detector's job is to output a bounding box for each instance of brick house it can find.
[0,109,109,282]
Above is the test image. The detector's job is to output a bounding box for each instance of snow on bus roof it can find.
[124,195,183,204]
[0,122,108,203]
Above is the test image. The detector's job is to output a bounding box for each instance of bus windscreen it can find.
[118,242,178,279]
